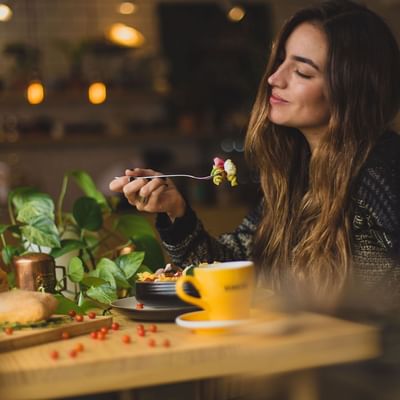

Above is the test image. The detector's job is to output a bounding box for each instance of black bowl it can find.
[135,281,199,308]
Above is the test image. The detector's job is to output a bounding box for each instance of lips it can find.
[270,92,288,104]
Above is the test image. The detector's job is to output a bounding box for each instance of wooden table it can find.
[0,312,379,400]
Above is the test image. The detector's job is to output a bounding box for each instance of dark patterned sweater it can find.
[156,131,400,306]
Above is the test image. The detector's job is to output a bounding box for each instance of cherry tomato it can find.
[50,350,59,360]
[61,331,70,340]
[162,339,171,348]
[100,327,109,334]
[90,331,98,340]
[68,310,76,318]
[4,327,13,335]
[111,322,120,331]
[88,311,96,319]
[75,343,84,352]
[69,349,78,358]
[149,324,157,333]
[136,324,144,331]
[135,303,144,310]
[97,332,106,340]
[75,314,84,322]
[122,335,131,344]
[137,329,145,337]
[148,338,156,347]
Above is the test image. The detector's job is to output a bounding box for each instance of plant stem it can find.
[81,229,96,270]
[57,175,69,229]
[0,234,7,248]
[7,195,16,225]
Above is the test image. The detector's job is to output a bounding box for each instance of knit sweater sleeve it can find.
[155,203,262,266]
[351,132,400,305]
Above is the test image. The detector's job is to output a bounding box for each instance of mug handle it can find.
[56,265,67,291]
[176,276,209,310]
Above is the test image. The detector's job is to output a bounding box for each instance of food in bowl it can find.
[135,264,199,308]
[136,263,184,282]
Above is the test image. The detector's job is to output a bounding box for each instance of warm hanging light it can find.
[118,2,136,15]
[26,81,45,105]
[108,23,145,48]
[227,6,246,22]
[0,4,12,21]
[88,82,107,104]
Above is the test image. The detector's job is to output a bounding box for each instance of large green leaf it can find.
[68,170,110,211]
[81,276,108,287]
[115,214,157,239]
[116,251,145,279]
[68,256,84,283]
[133,235,165,271]
[96,258,130,289]
[17,200,54,223]
[53,294,84,315]
[20,216,60,248]
[9,188,54,214]
[1,245,19,266]
[73,197,103,231]
[50,239,85,259]
[0,224,9,235]
[86,284,118,305]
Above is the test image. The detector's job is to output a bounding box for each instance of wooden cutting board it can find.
[0,315,113,353]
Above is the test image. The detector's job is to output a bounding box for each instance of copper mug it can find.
[13,253,67,293]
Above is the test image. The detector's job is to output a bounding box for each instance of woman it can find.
[110,0,400,309]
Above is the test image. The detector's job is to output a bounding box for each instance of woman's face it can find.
[268,22,330,148]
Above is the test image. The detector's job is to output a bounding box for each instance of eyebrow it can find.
[291,55,320,71]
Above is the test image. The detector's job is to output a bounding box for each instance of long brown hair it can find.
[245,0,400,300]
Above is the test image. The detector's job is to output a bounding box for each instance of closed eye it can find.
[295,70,312,79]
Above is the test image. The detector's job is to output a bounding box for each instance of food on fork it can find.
[0,289,58,324]
[210,157,238,187]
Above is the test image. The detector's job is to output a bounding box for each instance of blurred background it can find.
[0,0,399,232]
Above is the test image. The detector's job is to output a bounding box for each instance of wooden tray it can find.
[0,315,113,352]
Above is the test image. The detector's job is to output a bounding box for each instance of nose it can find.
[267,64,287,88]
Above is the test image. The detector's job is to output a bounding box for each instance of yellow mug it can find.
[176,261,255,320]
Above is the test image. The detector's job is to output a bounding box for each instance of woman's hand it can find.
[109,168,186,222]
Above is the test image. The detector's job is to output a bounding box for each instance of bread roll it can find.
[0,289,58,324]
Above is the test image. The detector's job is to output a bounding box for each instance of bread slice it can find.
[0,289,58,324]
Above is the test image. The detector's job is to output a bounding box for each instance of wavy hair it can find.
[245,0,400,301]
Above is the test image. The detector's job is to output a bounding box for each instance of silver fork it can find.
[115,174,213,181]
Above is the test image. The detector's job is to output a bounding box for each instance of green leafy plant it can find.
[0,170,164,313]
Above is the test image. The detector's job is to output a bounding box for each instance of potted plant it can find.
[0,170,164,314]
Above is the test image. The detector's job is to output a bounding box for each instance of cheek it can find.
[299,85,330,118]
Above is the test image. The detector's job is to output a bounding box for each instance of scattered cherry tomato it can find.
[75,343,84,352]
[68,310,77,318]
[111,322,120,331]
[148,338,156,347]
[122,335,131,344]
[4,327,13,335]
[88,311,96,319]
[136,324,144,331]
[97,331,106,340]
[50,350,59,360]
[137,329,145,337]
[69,349,78,358]
[149,324,157,333]
[135,303,144,310]
[75,314,84,322]
[100,327,109,334]
[61,331,70,340]
[162,339,171,348]
[90,331,98,340]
